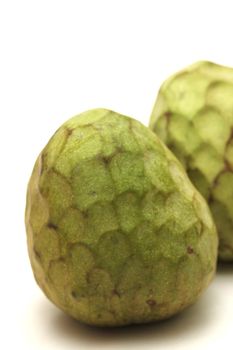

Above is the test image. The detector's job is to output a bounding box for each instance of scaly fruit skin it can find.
[26,109,218,327]
[150,61,233,262]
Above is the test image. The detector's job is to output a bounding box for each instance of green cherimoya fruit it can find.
[25,108,218,327]
[149,61,233,262]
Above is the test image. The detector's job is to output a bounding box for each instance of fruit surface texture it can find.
[26,109,218,326]
[150,61,233,261]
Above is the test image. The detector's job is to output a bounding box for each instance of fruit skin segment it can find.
[150,61,233,262]
[25,109,218,327]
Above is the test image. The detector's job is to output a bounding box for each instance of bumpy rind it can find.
[26,109,218,326]
[150,61,233,262]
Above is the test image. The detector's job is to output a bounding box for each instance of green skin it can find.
[150,61,233,262]
[26,109,218,327]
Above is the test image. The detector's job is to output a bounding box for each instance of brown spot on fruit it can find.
[187,246,194,254]
[71,291,77,298]
[146,299,156,307]
[47,222,58,230]
[33,247,41,260]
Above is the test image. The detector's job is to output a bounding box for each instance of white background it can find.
[0,1,232,349]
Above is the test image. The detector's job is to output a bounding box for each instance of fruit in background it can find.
[26,108,217,326]
[150,61,233,262]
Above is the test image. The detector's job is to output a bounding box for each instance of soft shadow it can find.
[36,287,218,347]
[217,261,233,276]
